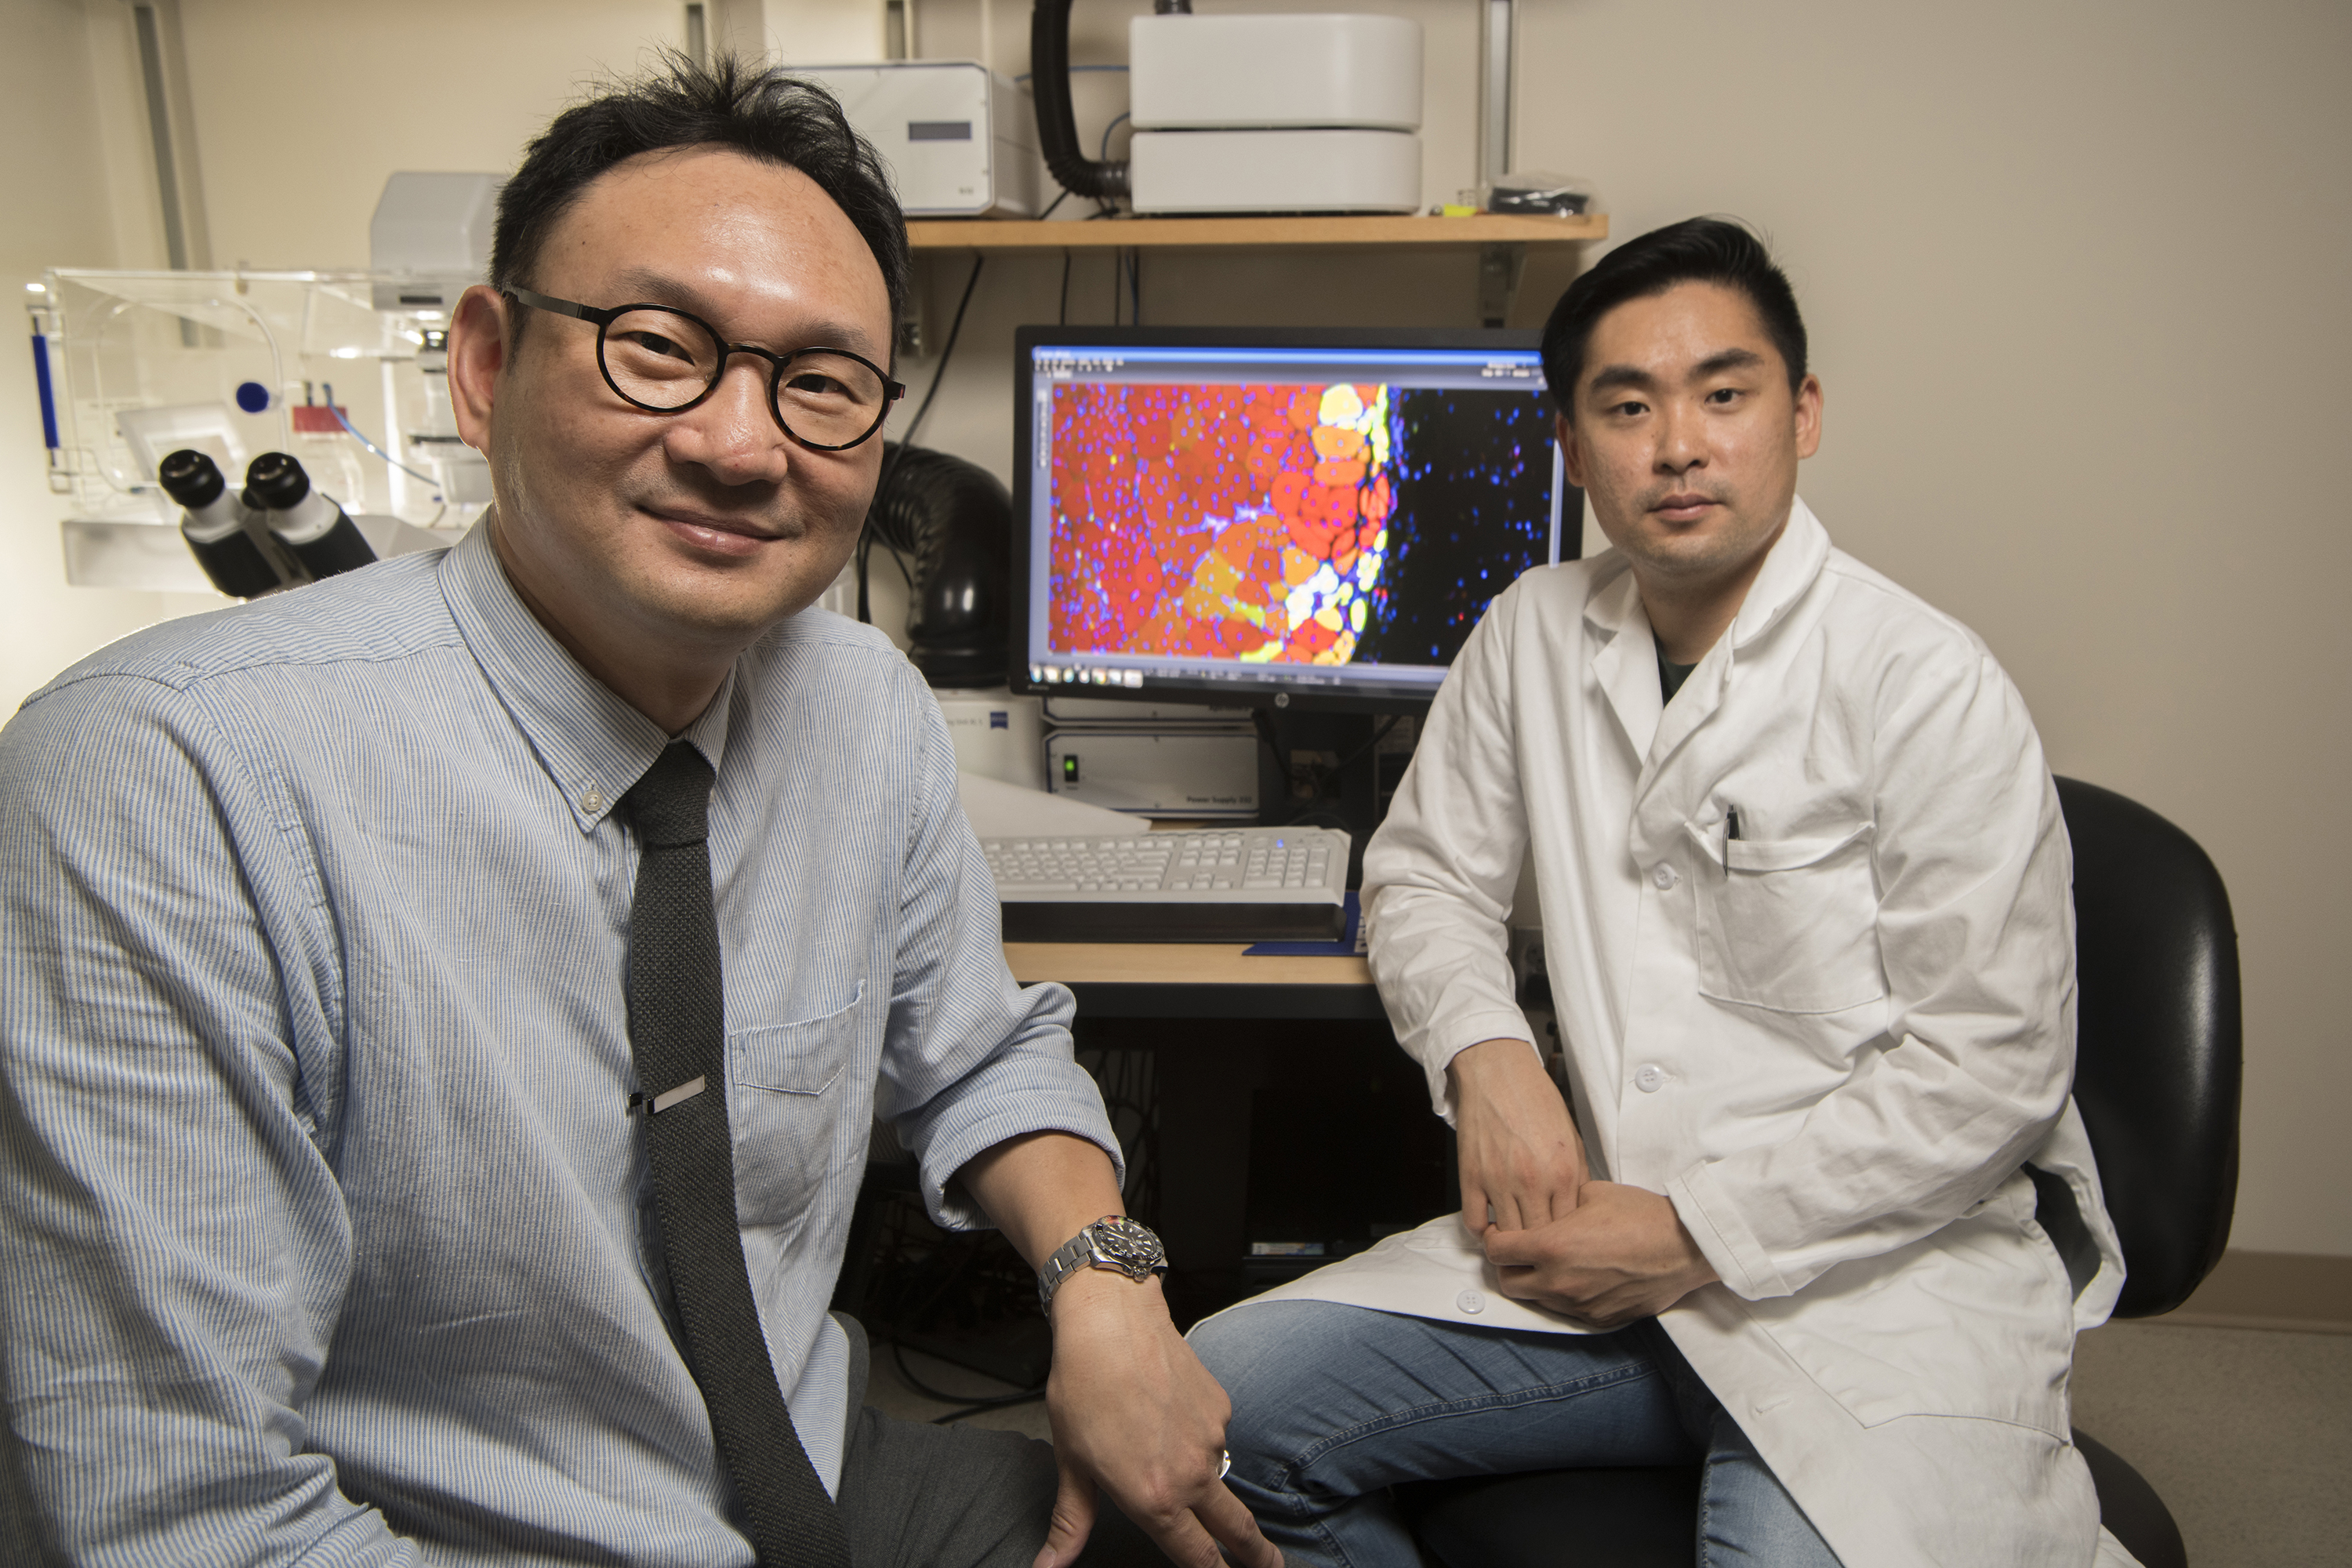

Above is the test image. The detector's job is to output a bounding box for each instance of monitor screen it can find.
[1009,325,1577,712]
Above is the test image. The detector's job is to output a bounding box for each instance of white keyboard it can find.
[982,826,1351,942]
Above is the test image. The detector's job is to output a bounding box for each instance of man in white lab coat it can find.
[1189,218,2136,1566]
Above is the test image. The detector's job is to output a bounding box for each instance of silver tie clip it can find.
[630,1075,709,1115]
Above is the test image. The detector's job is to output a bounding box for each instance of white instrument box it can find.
[1125,13,1423,216]
[797,61,1043,218]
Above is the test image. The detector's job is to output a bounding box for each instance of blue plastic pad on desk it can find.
[1243,892,1365,957]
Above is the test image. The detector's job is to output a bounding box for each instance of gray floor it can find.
[2071,1319,2349,1568]
[868,1319,2350,1566]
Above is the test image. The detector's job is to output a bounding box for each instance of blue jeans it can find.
[1189,1301,1842,1567]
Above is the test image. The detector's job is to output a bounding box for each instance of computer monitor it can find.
[1009,325,1578,713]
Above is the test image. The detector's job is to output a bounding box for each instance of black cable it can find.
[1059,249,1073,325]
[1030,0,1130,201]
[856,529,912,627]
[895,254,985,459]
[928,1390,1047,1425]
[1252,713,1403,826]
[891,1339,1046,1417]
[892,1231,988,1326]
[1253,709,1290,783]
[1037,188,1070,222]
[1331,713,1403,778]
[1073,1046,1159,1216]
[859,254,985,622]
[1129,248,1142,325]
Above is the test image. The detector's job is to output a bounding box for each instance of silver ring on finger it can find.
[1218,1448,1233,1480]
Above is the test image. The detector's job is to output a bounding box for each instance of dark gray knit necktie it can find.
[624,743,850,1568]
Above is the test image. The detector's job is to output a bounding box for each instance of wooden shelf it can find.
[905,212,1606,252]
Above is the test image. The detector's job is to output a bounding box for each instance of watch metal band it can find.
[1036,1215,1167,1312]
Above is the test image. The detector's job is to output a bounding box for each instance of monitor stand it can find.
[1253,710,1416,885]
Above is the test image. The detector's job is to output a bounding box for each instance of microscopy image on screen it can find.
[1352,390,1558,667]
[1046,381,1554,672]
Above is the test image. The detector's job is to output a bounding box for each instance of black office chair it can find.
[1396,778,2241,1568]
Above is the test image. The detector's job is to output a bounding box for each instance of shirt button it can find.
[1635,1064,1666,1093]
[1651,863,1678,890]
[1455,1289,1486,1315]
[580,786,606,814]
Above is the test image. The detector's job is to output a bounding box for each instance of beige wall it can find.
[4,0,2345,1253]
[1504,0,2352,1257]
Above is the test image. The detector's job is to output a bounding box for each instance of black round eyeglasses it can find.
[505,289,906,452]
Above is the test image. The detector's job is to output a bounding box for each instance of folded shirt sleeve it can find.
[873,681,1121,1230]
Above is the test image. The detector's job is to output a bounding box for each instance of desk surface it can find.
[1004,942,1380,1020]
[1004,942,1370,987]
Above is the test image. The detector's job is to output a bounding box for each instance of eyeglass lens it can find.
[599,307,889,447]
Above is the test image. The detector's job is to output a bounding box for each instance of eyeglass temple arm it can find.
[506,289,612,325]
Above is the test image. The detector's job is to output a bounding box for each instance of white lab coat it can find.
[1247,501,2134,1566]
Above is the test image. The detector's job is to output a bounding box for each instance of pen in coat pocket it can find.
[1722,804,1741,873]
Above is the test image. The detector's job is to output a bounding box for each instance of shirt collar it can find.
[440,517,735,834]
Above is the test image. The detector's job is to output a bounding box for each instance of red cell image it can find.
[1048,380,1392,669]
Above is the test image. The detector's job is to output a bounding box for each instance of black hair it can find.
[491,52,909,350]
[1541,217,1807,419]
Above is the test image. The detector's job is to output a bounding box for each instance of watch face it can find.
[1091,1218,1164,1273]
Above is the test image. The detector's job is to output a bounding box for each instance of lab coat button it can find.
[1455,1289,1486,1315]
[1635,1064,1666,1093]
[1651,863,1677,890]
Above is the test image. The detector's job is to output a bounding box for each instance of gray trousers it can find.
[833,1315,1166,1568]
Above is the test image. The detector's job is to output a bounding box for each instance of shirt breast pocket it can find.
[1689,820,1886,1014]
[727,980,867,1218]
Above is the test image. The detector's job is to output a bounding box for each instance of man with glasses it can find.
[0,58,1275,1568]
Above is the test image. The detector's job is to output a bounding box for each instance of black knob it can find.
[158,448,226,510]
[244,452,312,511]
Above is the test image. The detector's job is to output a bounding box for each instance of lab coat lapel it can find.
[1727,499,1833,658]
[1584,568,1663,761]
[1621,500,1834,856]
[1626,644,1726,866]
[1642,643,1726,788]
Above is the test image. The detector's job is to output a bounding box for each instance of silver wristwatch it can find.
[1036,1215,1167,1312]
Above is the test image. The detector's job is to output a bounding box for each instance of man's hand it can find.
[1483,1180,1719,1328]
[1034,1272,1280,1568]
[1448,1037,1588,1234]
[956,1131,1278,1568]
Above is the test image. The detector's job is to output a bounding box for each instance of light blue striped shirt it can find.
[0,523,1113,1564]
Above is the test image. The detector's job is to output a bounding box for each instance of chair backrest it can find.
[2054,777,2241,1317]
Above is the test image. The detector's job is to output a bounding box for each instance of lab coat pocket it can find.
[727,981,867,1221]
[1748,1196,2074,1437]
[1690,820,1886,1014]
